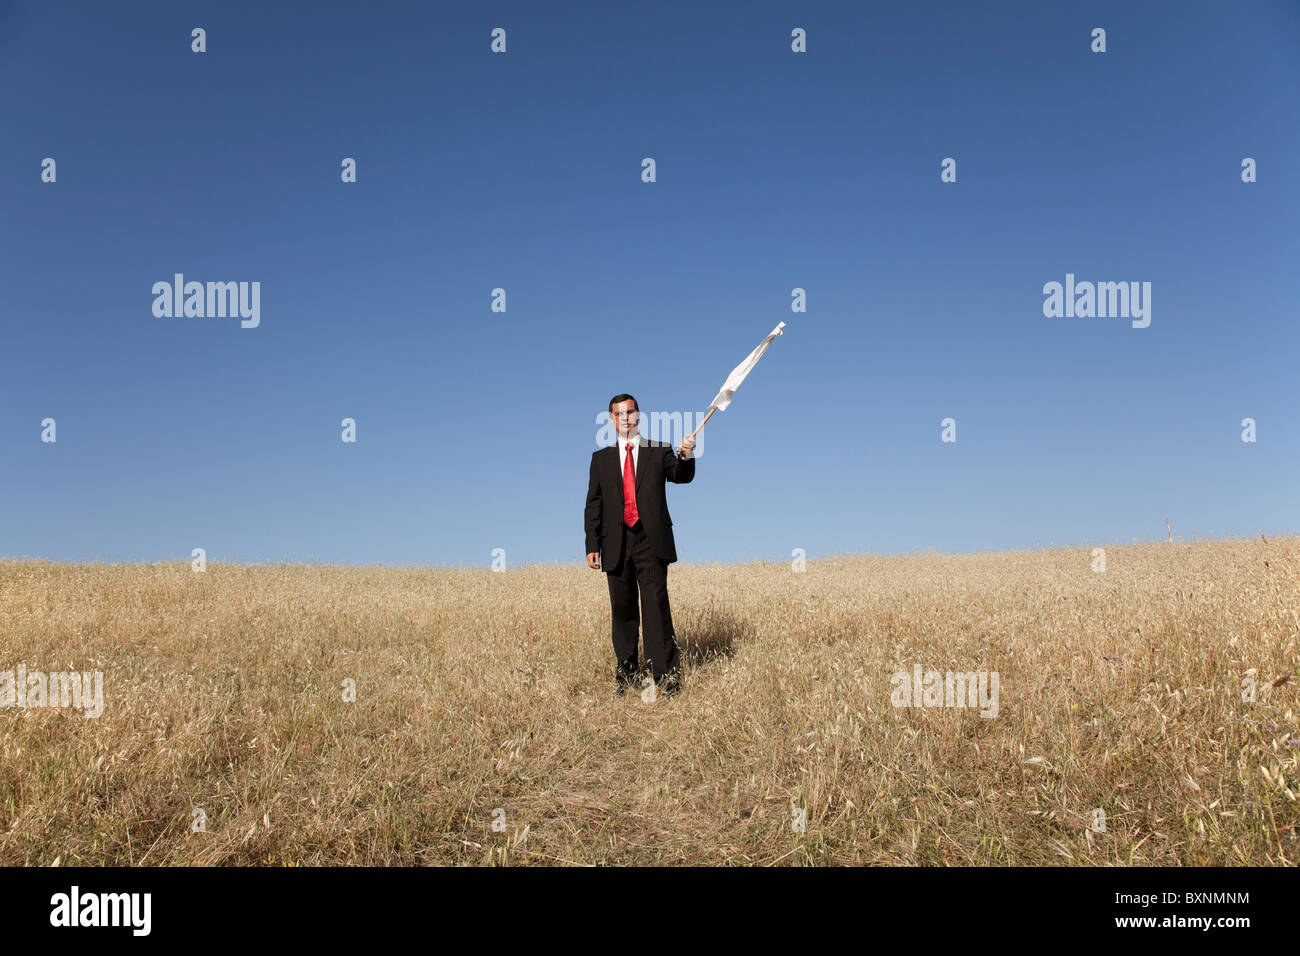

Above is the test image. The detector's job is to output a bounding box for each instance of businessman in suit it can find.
[585,394,696,698]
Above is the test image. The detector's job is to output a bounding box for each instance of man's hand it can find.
[586,551,601,570]
[678,434,696,457]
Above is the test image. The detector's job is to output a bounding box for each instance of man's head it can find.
[609,393,639,441]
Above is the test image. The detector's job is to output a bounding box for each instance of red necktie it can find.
[623,442,639,526]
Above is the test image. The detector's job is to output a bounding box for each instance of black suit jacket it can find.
[585,438,695,569]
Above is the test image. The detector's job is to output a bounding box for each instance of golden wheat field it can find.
[0,536,1297,866]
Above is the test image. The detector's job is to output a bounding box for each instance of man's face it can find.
[610,400,639,440]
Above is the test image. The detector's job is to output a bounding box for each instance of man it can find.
[585,394,696,699]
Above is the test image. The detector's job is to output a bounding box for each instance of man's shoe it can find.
[658,676,682,698]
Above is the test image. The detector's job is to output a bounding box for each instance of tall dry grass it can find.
[0,536,1296,865]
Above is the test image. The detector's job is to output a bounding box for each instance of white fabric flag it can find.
[708,321,786,411]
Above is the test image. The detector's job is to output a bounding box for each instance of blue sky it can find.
[2,0,1297,567]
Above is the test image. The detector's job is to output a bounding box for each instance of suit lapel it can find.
[608,444,624,512]
[635,436,650,493]
[613,442,624,512]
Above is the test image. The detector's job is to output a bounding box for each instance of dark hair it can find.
[608,393,638,414]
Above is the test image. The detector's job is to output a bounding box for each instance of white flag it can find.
[708,321,786,411]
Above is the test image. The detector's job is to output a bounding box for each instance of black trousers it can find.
[606,520,680,686]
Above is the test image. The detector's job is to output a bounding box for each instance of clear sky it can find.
[2,0,1297,567]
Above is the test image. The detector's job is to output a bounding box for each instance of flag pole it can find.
[685,407,717,443]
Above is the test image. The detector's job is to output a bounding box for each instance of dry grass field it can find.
[1,536,1297,866]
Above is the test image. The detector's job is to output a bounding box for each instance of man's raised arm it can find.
[664,442,695,484]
